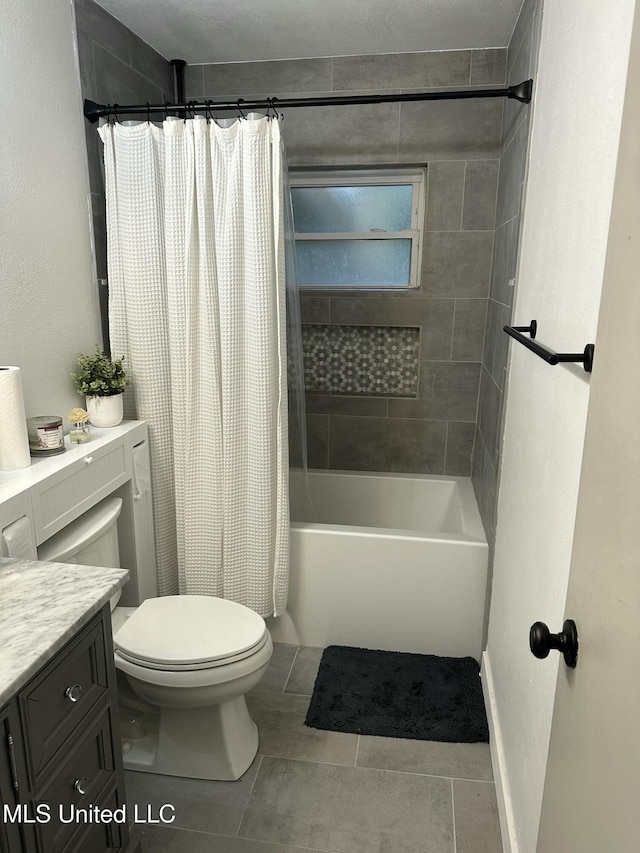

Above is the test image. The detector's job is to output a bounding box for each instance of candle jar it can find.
[27,416,66,456]
[70,421,91,443]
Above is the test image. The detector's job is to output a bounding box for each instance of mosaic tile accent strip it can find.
[302,324,419,396]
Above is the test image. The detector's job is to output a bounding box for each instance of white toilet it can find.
[37,497,273,781]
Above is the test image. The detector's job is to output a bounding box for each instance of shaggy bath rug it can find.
[305,645,488,743]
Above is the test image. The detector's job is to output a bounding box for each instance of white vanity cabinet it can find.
[0,421,156,853]
[0,421,156,607]
[31,440,128,544]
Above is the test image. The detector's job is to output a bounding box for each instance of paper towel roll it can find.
[0,367,31,470]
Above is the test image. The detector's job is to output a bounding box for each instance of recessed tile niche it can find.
[302,324,419,397]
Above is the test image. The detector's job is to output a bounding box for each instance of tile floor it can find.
[127,643,503,853]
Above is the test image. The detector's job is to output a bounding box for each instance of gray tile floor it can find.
[127,644,503,853]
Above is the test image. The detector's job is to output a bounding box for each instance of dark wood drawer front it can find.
[21,617,109,780]
[61,808,122,853]
[35,711,116,853]
[59,787,123,853]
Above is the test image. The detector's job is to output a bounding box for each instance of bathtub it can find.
[267,470,488,661]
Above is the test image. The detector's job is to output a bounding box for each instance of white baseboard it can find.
[481,651,518,853]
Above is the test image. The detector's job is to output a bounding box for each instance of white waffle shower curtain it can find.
[99,116,289,617]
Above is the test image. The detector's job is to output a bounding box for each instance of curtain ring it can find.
[207,100,222,126]
[237,98,247,120]
[112,103,120,124]
[205,99,212,123]
[266,97,276,120]
[271,96,283,122]
[182,100,197,123]
[146,102,151,124]
[164,101,172,121]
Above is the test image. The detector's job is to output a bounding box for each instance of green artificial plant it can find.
[71,347,131,397]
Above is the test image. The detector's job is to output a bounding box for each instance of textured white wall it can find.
[0,0,101,424]
[485,2,636,851]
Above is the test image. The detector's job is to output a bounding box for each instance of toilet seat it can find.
[113,595,269,671]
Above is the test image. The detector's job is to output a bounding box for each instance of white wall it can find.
[0,0,101,425]
[484,2,636,851]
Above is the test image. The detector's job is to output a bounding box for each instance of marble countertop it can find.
[0,557,129,707]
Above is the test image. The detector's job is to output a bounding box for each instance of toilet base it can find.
[121,695,259,781]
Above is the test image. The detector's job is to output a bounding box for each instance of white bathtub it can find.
[266,470,489,661]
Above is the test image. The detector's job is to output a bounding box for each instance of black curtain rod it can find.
[83,79,533,124]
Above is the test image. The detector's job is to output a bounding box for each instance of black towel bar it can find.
[503,321,595,373]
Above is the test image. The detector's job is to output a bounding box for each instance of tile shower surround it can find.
[75,0,516,482]
[473,0,542,540]
[302,325,420,397]
[186,49,506,477]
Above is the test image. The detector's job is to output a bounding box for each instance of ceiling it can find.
[93,0,524,64]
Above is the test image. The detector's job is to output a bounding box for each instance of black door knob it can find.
[529,619,578,668]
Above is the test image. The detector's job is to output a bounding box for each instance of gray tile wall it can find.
[74,0,173,348]
[74,16,534,488]
[188,49,506,476]
[472,0,543,539]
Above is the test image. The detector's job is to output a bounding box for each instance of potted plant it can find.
[71,347,131,428]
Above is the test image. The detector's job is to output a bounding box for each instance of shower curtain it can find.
[99,116,289,617]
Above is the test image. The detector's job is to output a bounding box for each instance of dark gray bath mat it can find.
[305,645,488,743]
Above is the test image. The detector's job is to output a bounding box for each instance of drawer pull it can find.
[84,456,93,464]
[73,776,90,795]
[65,683,83,703]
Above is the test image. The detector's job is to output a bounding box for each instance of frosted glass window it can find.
[290,168,426,290]
[296,240,411,286]
[291,185,413,233]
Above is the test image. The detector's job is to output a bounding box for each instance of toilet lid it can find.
[113,595,268,670]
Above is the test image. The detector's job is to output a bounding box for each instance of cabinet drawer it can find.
[32,442,127,544]
[61,789,124,853]
[35,711,117,853]
[20,616,109,781]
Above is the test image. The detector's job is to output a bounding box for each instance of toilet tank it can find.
[37,497,123,607]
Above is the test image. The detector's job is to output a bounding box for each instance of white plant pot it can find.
[86,394,124,428]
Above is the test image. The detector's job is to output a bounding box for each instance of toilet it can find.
[37,497,273,781]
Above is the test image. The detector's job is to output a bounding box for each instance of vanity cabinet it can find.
[0,607,138,853]
[31,441,128,545]
[0,421,154,853]
[0,420,157,608]
[0,704,27,852]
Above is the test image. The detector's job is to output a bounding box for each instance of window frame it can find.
[289,166,426,291]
